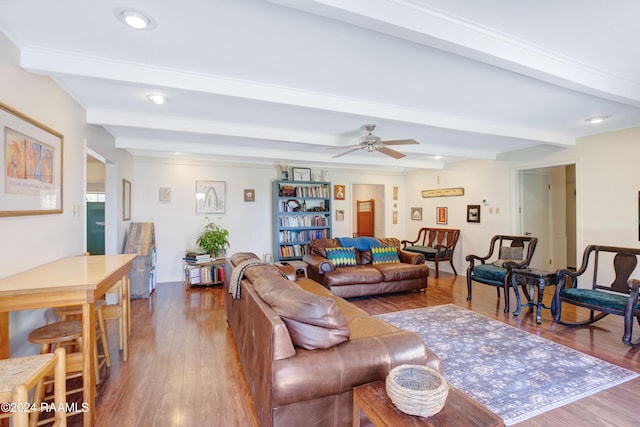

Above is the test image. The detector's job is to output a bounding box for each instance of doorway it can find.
[86,153,106,255]
[356,199,374,237]
[517,164,577,271]
[352,184,385,237]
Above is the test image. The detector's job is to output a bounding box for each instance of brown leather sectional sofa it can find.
[303,237,429,298]
[225,252,441,427]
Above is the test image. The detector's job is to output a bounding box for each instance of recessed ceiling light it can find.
[585,115,610,124]
[433,155,442,160]
[115,8,156,30]
[147,94,167,105]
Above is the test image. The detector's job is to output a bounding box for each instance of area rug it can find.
[376,304,638,425]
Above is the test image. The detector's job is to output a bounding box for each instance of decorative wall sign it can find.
[0,102,63,216]
[244,189,255,202]
[421,187,465,198]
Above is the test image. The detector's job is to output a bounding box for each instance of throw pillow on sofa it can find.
[371,246,400,265]
[326,246,357,267]
[253,276,350,350]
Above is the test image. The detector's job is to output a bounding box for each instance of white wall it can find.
[406,159,514,275]
[0,33,118,356]
[131,160,409,282]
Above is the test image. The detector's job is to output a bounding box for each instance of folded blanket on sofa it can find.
[336,236,381,251]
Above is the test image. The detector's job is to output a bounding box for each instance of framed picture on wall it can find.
[0,102,64,216]
[436,207,448,224]
[467,204,481,223]
[411,207,422,221]
[196,180,226,214]
[123,179,131,220]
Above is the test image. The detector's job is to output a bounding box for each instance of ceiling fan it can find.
[332,124,419,159]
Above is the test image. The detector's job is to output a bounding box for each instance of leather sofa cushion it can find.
[324,265,382,287]
[253,275,350,350]
[375,262,428,282]
[347,316,398,339]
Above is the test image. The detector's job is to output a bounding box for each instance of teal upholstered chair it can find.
[466,235,538,312]
[554,245,640,346]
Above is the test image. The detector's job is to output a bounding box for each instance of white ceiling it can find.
[1,0,639,171]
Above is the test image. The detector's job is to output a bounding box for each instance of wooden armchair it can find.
[401,227,460,277]
[554,245,640,346]
[466,235,538,312]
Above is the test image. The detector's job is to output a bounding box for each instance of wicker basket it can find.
[385,364,449,417]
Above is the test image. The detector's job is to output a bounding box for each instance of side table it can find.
[353,380,503,427]
[511,268,557,324]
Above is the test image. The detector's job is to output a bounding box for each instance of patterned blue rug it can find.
[376,304,639,425]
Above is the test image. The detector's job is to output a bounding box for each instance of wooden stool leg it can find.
[94,334,100,384]
[96,307,111,368]
[53,347,67,427]
[12,384,29,427]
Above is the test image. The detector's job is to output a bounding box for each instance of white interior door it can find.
[521,172,551,270]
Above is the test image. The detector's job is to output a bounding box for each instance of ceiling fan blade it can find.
[378,146,406,159]
[329,143,361,150]
[332,147,362,158]
[381,138,419,146]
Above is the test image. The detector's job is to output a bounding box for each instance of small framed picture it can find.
[467,205,481,223]
[411,207,422,221]
[336,209,344,221]
[159,187,171,202]
[244,189,255,202]
[292,167,311,182]
[436,207,447,224]
[123,179,131,221]
[393,210,398,224]
[334,184,345,200]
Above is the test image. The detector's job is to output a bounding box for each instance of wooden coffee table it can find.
[353,380,503,427]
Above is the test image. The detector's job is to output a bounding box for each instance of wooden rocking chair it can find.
[554,245,640,346]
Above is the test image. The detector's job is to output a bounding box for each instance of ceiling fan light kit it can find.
[333,124,419,159]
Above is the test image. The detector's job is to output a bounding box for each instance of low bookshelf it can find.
[183,252,226,287]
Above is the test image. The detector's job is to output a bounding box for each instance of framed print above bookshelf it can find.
[292,167,311,181]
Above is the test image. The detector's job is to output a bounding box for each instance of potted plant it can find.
[196,218,230,257]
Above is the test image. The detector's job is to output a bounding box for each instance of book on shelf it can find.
[184,249,212,263]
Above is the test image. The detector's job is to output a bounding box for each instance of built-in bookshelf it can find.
[183,251,226,286]
[272,180,332,261]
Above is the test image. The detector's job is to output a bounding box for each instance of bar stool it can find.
[28,321,88,425]
[54,300,112,380]
[0,347,66,427]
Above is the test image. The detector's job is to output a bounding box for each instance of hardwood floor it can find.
[83,273,640,426]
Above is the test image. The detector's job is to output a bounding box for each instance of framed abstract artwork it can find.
[0,102,63,216]
[196,180,226,214]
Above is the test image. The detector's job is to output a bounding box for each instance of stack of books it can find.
[183,250,212,264]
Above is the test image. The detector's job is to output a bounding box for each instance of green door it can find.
[87,201,105,255]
